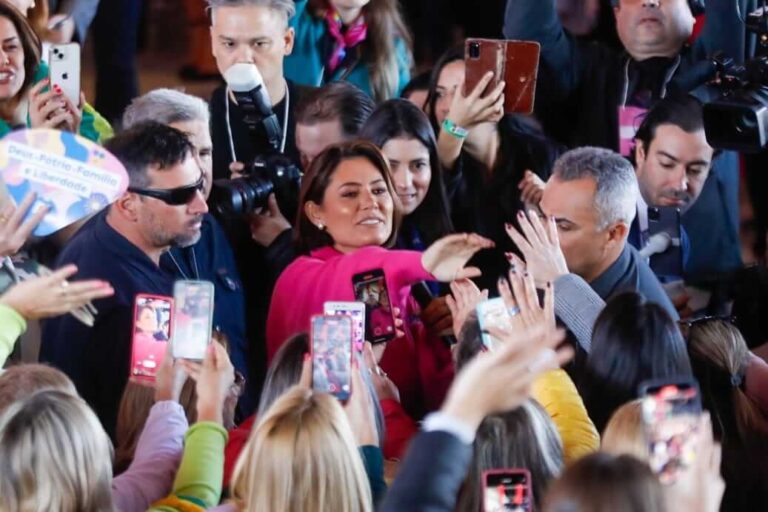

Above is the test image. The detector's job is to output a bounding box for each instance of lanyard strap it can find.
[620,54,682,107]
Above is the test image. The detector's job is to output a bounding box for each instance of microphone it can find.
[411,281,457,347]
[222,63,282,150]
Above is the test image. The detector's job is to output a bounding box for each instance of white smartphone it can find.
[171,280,214,360]
[48,43,81,106]
[476,298,512,350]
[324,301,366,352]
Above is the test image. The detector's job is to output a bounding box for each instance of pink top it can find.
[267,245,454,418]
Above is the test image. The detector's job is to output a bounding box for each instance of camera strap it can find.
[224,80,290,163]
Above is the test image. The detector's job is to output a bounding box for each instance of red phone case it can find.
[481,468,532,512]
[130,294,173,383]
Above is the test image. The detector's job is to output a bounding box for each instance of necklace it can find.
[167,248,199,280]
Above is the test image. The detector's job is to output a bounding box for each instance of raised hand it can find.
[0,192,48,257]
[421,233,494,282]
[497,266,555,335]
[505,210,568,287]
[445,278,488,338]
[518,170,546,206]
[447,72,505,129]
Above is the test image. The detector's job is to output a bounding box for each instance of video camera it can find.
[211,63,301,216]
[703,4,768,152]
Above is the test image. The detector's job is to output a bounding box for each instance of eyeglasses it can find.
[128,177,205,206]
[678,314,736,340]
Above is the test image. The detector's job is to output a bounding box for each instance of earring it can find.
[317,222,324,231]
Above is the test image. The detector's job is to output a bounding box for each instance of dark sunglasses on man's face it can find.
[128,177,205,206]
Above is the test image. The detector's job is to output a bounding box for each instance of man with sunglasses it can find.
[40,122,208,439]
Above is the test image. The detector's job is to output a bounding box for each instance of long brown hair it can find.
[309,0,413,101]
[0,2,41,112]
[294,139,402,254]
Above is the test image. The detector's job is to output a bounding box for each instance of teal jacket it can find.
[284,0,411,100]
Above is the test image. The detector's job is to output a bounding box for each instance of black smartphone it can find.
[311,314,353,401]
[647,206,683,278]
[352,269,396,345]
[482,469,532,512]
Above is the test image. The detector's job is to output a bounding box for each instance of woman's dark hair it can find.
[454,311,484,372]
[400,70,431,101]
[0,3,41,109]
[294,140,403,254]
[687,319,768,510]
[358,99,453,246]
[458,400,564,511]
[579,292,692,433]
[258,333,386,446]
[425,45,464,133]
[543,453,667,512]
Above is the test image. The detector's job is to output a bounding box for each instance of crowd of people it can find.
[1,0,768,510]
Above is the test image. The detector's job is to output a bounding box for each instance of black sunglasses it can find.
[678,314,736,340]
[128,177,205,206]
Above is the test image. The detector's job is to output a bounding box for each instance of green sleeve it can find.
[0,304,26,367]
[359,445,387,506]
[147,421,228,511]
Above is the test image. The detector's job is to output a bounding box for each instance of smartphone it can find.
[647,206,683,278]
[171,280,214,360]
[464,38,540,115]
[311,315,353,401]
[476,298,511,350]
[640,379,702,484]
[48,43,81,106]
[352,269,396,345]
[324,301,366,352]
[482,469,532,512]
[130,294,173,382]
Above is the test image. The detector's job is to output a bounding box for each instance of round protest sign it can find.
[0,129,128,236]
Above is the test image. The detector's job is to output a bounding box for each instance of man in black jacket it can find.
[504,0,745,279]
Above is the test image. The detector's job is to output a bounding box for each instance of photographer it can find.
[208,0,311,180]
[504,0,745,279]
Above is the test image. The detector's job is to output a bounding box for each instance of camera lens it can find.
[469,42,480,59]
[212,176,273,217]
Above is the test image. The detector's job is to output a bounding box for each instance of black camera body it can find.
[703,7,768,152]
[210,153,301,217]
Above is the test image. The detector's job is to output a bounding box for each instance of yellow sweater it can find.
[532,369,600,463]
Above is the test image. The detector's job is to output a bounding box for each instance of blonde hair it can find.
[230,386,372,512]
[601,399,648,462]
[0,390,116,512]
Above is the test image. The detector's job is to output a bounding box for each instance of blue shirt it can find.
[40,210,175,439]
[160,214,253,417]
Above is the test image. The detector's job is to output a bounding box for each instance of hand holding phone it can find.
[171,280,214,360]
[130,294,173,382]
[352,269,396,345]
[640,379,702,484]
[482,469,532,512]
[311,314,353,401]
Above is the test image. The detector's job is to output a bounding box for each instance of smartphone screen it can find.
[476,298,511,350]
[311,315,353,401]
[640,380,702,484]
[171,280,214,360]
[482,469,532,512]
[130,294,173,382]
[324,301,366,352]
[352,270,396,345]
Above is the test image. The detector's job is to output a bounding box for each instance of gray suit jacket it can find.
[47,0,100,42]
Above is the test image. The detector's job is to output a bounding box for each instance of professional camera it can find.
[211,62,302,216]
[703,6,768,152]
[210,154,301,217]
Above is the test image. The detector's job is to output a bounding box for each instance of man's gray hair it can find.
[123,89,210,129]
[205,0,296,23]
[552,146,639,230]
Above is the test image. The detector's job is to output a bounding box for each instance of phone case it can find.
[130,294,173,382]
[464,39,505,99]
[482,468,532,512]
[311,315,353,401]
[48,43,81,106]
[639,378,702,484]
[464,38,540,115]
[352,270,396,345]
[647,206,683,278]
[171,280,215,360]
[324,301,366,352]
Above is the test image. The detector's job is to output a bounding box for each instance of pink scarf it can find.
[324,9,367,74]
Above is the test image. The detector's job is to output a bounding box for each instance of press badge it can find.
[618,105,648,157]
